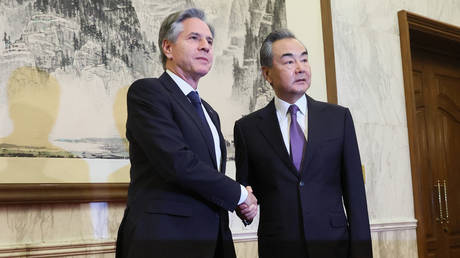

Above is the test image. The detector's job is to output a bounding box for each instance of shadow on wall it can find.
[108,85,130,182]
[0,66,89,183]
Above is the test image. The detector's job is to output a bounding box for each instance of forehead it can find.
[272,38,306,57]
[180,17,213,37]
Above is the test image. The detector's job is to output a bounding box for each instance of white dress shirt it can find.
[274,94,308,155]
[166,70,248,204]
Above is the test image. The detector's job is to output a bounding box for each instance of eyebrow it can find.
[280,51,308,58]
[188,32,213,41]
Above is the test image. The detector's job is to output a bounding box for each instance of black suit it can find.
[234,95,372,258]
[116,72,240,258]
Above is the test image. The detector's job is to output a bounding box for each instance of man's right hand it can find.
[237,186,258,222]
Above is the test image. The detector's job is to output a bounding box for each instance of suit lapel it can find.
[158,72,218,169]
[203,100,227,172]
[256,100,298,176]
[300,95,322,175]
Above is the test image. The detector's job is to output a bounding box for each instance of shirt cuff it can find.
[238,185,248,205]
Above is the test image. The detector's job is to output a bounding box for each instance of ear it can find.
[162,39,173,59]
[261,66,272,85]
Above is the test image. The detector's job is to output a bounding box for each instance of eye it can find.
[285,60,294,65]
[207,39,213,45]
[301,58,308,63]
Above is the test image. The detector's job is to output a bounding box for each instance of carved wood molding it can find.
[0,241,115,257]
[405,11,460,42]
[321,0,338,104]
[0,183,128,204]
[398,10,460,258]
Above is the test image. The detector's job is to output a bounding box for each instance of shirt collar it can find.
[274,94,307,119]
[166,69,198,96]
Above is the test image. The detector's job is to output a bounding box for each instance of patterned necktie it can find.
[187,91,216,163]
[289,104,306,171]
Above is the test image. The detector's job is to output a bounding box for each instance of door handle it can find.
[443,180,449,224]
[434,180,444,224]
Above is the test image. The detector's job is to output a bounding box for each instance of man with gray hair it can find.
[234,29,372,257]
[116,8,257,258]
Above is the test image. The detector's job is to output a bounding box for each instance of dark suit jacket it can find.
[234,95,372,258]
[116,72,241,258]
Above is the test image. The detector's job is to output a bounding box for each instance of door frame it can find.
[397,10,460,258]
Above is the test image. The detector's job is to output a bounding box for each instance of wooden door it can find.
[412,46,460,258]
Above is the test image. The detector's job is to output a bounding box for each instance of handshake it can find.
[237,186,258,225]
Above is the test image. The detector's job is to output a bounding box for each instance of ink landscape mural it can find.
[0,0,286,183]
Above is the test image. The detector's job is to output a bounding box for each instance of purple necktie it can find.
[289,105,306,171]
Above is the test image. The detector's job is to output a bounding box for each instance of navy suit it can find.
[116,72,241,258]
[234,95,372,258]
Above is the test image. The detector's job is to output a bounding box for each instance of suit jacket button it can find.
[299,181,304,187]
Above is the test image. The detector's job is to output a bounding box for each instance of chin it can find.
[194,69,210,78]
[291,84,308,92]
[197,67,211,75]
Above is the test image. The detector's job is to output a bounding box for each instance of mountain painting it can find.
[0,0,286,182]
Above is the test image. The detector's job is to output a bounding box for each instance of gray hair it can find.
[158,8,215,68]
[260,29,307,67]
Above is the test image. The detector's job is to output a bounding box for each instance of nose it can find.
[198,38,210,53]
[295,60,306,74]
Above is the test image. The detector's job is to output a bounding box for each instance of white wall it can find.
[331,0,460,222]
[330,0,460,257]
